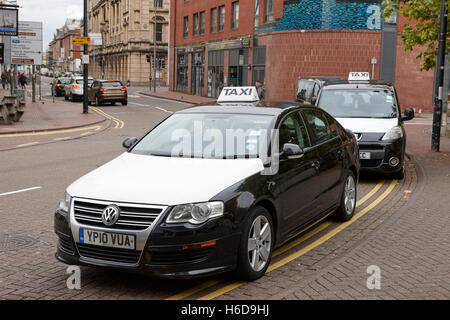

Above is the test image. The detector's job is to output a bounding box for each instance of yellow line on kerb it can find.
[90,106,124,129]
[0,125,102,138]
[196,179,398,301]
[166,179,388,301]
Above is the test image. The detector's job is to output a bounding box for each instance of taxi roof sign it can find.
[218,86,260,103]
[348,72,370,81]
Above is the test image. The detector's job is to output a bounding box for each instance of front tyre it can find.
[235,206,273,281]
[333,171,357,222]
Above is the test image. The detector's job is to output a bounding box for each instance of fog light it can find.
[389,157,400,167]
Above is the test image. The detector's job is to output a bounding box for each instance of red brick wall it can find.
[258,30,383,101]
[395,39,434,111]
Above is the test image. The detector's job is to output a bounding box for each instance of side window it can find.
[324,113,339,137]
[278,112,310,151]
[302,110,333,145]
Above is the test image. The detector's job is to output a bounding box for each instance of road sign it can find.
[11,21,43,65]
[72,37,90,45]
[88,33,102,46]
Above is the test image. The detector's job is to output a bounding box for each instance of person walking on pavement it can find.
[255,79,266,100]
[18,73,27,89]
[1,71,7,90]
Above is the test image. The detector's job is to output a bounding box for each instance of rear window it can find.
[76,79,94,85]
[102,81,122,88]
[59,79,69,84]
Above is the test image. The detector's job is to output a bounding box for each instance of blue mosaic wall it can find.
[275,0,382,32]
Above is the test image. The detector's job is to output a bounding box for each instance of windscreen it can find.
[132,113,275,159]
[102,81,122,88]
[318,89,398,118]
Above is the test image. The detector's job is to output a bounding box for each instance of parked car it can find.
[88,80,128,106]
[64,76,94,101]
[316,73,414,179]
[51,77,70,97]
[55,86,360,281]
[296,77,341,104]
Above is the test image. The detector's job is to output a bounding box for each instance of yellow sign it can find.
[72,36,91,45]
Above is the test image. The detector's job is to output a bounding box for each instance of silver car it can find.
[64,76,94,101]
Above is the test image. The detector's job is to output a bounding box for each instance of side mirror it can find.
[122,137,138,149]
[280,143,304,160]
[402,108,415,121]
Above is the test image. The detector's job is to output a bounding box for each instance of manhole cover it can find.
[0,233,47,252]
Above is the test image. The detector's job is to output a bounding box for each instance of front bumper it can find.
[54,204,240,279]
[358,137,405,174]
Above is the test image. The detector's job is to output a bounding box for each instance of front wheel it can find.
[333,171,357,222]
[235,206,274,281]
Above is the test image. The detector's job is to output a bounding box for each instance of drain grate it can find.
[0,233,47,252]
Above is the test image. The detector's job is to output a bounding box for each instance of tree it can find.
[382,0,450,71]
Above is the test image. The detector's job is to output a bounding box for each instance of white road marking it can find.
[0,186,42,197]
[156,107,173,114]
[129,102,147,107]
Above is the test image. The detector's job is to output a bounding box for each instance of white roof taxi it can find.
[316,72,415,179]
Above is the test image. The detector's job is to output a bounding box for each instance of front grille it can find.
[77,243,141,264]
[58,237,75,255]
[150,247,213,265]
[359,145,385,151]
[360,159,383,168]
[73,200,164,231]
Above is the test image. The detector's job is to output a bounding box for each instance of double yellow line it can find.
[167,178,397,301]
[90,106,125,129]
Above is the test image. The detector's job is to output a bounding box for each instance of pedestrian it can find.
[255,79,266,100]
[1,71,7,90]
[126,80,130,87]
[18,73,27,89]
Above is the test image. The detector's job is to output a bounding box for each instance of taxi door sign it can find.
[218,86,260,103]
[348,72,370,81]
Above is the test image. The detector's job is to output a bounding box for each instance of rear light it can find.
[73,85,80,89]
[99,88,108,92]
[56,84,61,88]
[121,87,127,91]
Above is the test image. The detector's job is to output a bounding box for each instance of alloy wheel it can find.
[344,175,356,215]
[247,215,272,272]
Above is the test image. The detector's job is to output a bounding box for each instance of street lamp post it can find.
[432,0,448,152]
[82,0,89,114]
[153,0,157,93]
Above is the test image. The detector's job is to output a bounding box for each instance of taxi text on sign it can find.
[72,37,91,45]
[348,72,370,81]
[218,86,260,103]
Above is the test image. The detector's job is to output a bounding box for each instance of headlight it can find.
[382,126,403,141]
[166,202,224,224]
[58,191,72,213]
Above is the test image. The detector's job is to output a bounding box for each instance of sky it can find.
[17,0,83,50]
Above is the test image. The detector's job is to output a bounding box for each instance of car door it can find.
[301,109,344,213]
[88,81,97,101]
[273,111,322,237]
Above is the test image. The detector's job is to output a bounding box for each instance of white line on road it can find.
[0,186,42,197]
[156,107,173,114]
[129,102,147,107]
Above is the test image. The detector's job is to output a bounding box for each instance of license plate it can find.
[79,228,136,250]
[359,152,371,160]
[111,90,120,93]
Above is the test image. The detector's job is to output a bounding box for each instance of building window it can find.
[210,8,217,34]
[200,11,205,35]
[254,0,260,27]
[156,23,162,42]
[265,0,274,23]
[183,16,189,38]
[193,13,198,36]
[219,5,225,32]
[154,0,163,9]
[232,2,239,30]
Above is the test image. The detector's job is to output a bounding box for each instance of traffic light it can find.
[160,58,165,69]
[146,55,151,63]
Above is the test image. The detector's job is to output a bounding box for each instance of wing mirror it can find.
[402,108,415,121]
[122,137,138,149]
[280,143,304,160]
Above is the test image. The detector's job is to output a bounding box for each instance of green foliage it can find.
[382,0,450,70]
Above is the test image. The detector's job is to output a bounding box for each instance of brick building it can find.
[48,19,83,72]
[87,0,170,86]
[169,0,435,111]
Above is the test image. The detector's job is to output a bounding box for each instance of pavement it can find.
[0,89,105,135]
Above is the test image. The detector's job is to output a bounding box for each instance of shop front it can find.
[207,50,224,98]
[191,50,205,96]
[176,50,188,92]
